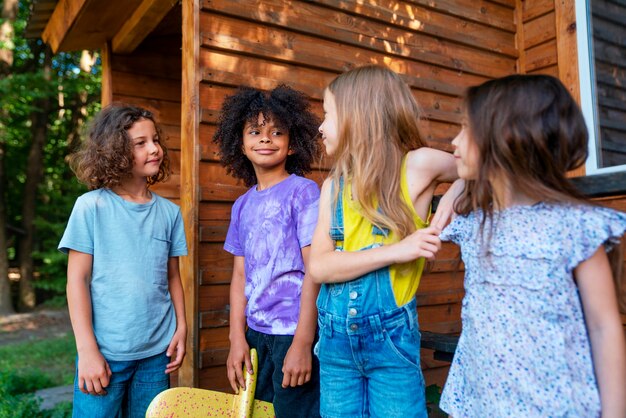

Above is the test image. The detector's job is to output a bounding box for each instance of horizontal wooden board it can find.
[314,0,517,56]
[200,347,230,369]
[200,220,230,243]
[521,0,554,23]
[523,11,556,49]
[525,39,558,71]
[200,267,232,285]
[199,242,233,269]
[199,202,236,221]
[200,309,230,329]
[111,50,182,81]
[111,70,181,103]
[199,365,231,392]
[528,64,559,77]
[110,94,182,126]
[200,2,516,78]
[199,324,230,351]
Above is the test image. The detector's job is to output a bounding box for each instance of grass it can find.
[0,332,76,388]
[0,332,75,417]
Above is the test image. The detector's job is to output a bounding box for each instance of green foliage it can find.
[0,333,76,417]
[0,332,76,387]
[0,386,42,418]
[1,0,101,306]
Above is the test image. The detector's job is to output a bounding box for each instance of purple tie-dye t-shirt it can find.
[224,174,320,335]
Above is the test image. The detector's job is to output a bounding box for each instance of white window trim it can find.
[575,0,626,175]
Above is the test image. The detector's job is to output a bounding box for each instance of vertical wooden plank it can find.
[515,0,527,73]
[101,41,113,107]
[179,0,200,387]
[555,0,586,176]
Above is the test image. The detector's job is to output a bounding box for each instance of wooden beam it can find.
[178,0,200,388]
[570,172,626,197]
[101,41,112,107]
[112,0,177,54]
[555,0,586,177]
[41,0,90,53]
[514,0,527,73]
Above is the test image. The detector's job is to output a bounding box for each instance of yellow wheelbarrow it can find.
[146,349,274,417]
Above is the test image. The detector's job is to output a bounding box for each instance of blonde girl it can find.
[310,65,460,417]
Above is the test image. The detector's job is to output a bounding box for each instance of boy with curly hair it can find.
[213,85,321,417]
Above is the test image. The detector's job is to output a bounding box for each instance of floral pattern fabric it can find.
[439,202,626,417]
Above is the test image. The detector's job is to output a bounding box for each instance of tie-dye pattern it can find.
[224,174,320,335]
[439,202,626,418]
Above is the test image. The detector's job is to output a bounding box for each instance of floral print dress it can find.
[438,202,626,417]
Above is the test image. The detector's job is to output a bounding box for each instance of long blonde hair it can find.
[328,65,427,239]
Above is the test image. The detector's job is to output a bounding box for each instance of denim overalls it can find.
[315,180,427,418]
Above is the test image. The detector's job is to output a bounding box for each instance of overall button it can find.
[349,291,358,300]
[348,308,357,316]
[350,323,358,331]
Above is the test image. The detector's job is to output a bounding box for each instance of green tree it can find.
[0,0,101,312]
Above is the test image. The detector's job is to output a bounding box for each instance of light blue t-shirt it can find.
[58,188,187,361]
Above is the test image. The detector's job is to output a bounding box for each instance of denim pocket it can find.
[383,323,421,369]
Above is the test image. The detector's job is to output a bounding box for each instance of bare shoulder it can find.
[406,147,454,175]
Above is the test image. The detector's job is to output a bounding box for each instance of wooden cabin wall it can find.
[516,0,559,76]
[105,24,183,206]
[195,0,518,391]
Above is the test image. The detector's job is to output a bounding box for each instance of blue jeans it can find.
[72,351,170,418]
[315,301,427,418]
[246,328,321,418]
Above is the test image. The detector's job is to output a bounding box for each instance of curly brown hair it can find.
[69,104,170,190]
[212,85,321,187]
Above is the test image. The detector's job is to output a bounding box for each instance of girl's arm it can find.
[309,179,441,284]
[165,257,187,374]
[576,246,626,418]
[282,246,320,387]
[406,147,458,225]
[66,250,111,395]
[226,255,251,393]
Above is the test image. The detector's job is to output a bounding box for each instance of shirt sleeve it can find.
[58,195,95,255]
[224,197,244,256]
[293,180,321,248]
[567,205,626,270]
[439,215,467,245]
[169,208,188,257]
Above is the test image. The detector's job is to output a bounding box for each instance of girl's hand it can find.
[77,348,112,396]
[430,179,464,230]
[226,338,252,393]
[165,326,187,374]
[392,226,442,263]
[282,338,312,388]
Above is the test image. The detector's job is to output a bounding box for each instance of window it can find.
[576,0,626,175]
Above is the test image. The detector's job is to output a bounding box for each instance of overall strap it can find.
[329,177,344,241]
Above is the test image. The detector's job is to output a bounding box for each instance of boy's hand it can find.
[77,348,112,396]
[282,339,312,388]
[226,338,252,394]
[165,327,187,374]
[393,226,442,263]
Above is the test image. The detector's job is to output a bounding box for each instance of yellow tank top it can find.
[337,156,430,306]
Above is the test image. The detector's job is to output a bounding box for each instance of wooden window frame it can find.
[575,0,626,177]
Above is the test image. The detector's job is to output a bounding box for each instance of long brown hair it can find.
[69,104,170,190]
[328,65,427,239]
[454,75,589,231]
